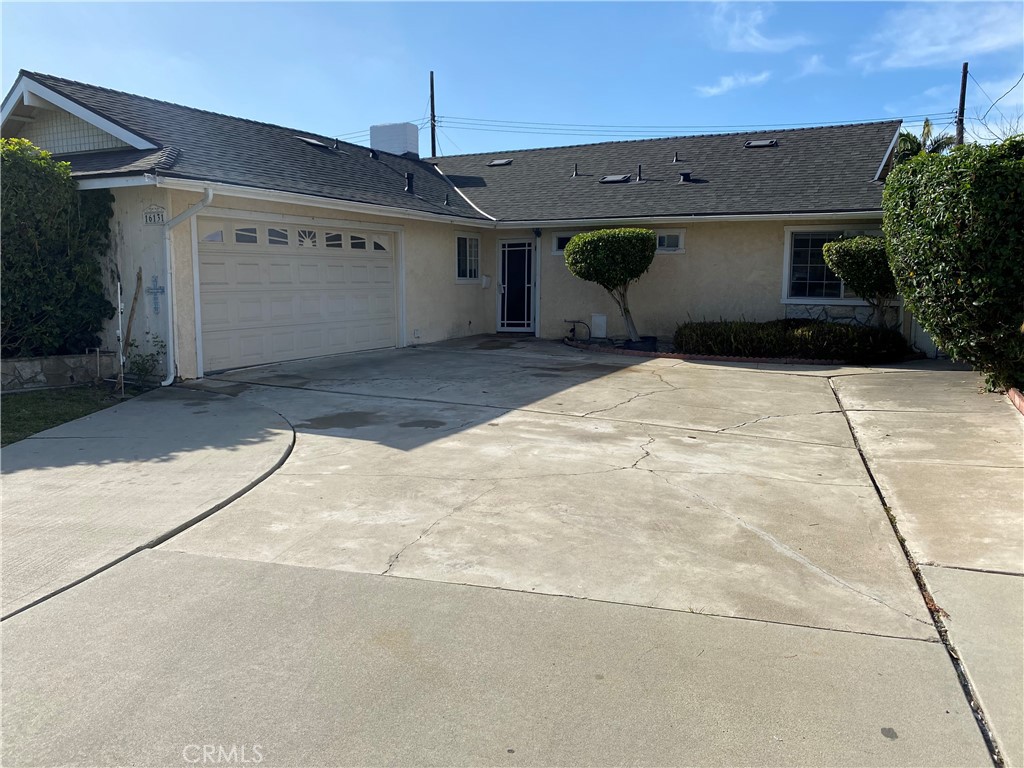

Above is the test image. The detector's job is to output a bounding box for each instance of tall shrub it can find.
[884,136,1024,389]
[563,228,656,341]
[1,138,115,357]
[821,235,897,328]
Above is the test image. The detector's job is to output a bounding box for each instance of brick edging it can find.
[1008,387,1024,417]
[562,338,846,366]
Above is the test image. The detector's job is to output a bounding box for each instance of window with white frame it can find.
[552,232,579,256]
[656,230,685,253]
[456,234,480,280]
[785,230,852,300]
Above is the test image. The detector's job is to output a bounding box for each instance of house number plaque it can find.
[143,205,166,225]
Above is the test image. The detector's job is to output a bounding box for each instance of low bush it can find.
[672,319,912,363]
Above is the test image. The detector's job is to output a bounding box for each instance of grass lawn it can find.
[1,385,129,447]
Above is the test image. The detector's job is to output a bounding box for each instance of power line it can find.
[981,72,1024,121]
[969,72,1007,124]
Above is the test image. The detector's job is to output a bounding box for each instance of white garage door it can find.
[198,218,397,372]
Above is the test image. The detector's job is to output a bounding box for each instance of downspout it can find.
[160,188,214,386]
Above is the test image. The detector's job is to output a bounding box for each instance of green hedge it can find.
[1,138,115,358]
[821,236,897,328]
[884,136,1024,389]
[672,319,911,363]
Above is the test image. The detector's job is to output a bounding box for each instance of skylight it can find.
[599,174,631,184]
[744,139,778,148]
[295,136,329,148]
[487,158,513,167]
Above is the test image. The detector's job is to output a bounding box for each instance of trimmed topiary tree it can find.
[1,138,115,358]
[563,228,656,342]
[884,136,1024,390]
[821,235,897,329]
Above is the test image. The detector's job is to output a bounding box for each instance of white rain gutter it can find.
[160,188,214,386]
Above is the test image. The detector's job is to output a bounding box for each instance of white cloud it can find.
[852,3,1024,70]
[795,54,831,78]
[696,71,772,97]
[711,3,809,53]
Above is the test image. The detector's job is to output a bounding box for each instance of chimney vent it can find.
[405,172,415,194]
[370,122,420,158]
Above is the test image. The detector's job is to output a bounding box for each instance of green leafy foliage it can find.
[821,236,897,328]
[1,138,115,358]
[894,118,956,165]
[673,319,911,364]
[126,334,166,386]
[564,228,656,341]
[884,136,1024,389]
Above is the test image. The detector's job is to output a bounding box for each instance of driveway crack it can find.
[716,410,841,433]
[652,471,933,629]
[381,484,498,576]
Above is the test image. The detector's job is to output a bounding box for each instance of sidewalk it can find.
[1,387,293,616]
[835,369,1024,766]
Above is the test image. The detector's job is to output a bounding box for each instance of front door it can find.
[499,240,533,332]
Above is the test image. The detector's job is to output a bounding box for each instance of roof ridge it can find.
[429,120,904,160]
[19,69,418,163]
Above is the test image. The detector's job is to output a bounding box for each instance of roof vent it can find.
[599,174,631,184]
[672,151,681,163]
[444,193,450,206]
[744,139,778,148]
[678,170,693,183]
[369,149,379,160]
[571,162,579,178]
[405,172,415,194]
[636,164,644,182]
[487,158,513,167]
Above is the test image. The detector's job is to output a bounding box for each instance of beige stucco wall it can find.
[536,219,882,339]
[104,183,885,380]
[101,186,173,363]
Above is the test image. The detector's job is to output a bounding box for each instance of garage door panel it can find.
[201,260,230,286]
[199,219,397,371]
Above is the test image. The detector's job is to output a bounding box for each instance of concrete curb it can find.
[1007,387,1024,417]
[562,338,847,366]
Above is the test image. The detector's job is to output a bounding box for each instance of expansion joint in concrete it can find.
[827,376,1006,768]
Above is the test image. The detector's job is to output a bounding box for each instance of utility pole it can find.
[956,61,968,145]
[429,71,437,157]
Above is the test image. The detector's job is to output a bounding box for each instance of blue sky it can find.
[3,2,1022,155]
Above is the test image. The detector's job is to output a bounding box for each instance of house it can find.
[1,70,923,380]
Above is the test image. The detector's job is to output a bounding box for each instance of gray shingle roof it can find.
[433,122,900,222]
[19,71,486,221]
[14,71,898,225]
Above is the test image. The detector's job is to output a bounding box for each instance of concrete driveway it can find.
[3,336,1020,767]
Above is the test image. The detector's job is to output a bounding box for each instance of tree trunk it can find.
[612,285,640,342]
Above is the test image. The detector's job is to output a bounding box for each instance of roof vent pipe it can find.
[405,172,415,194]
[370,149,379,160]
[678,171,692,183]
[444,193,450,206]
[572,162,578,178]
[673,151,680,163]
[636,164,643,182]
